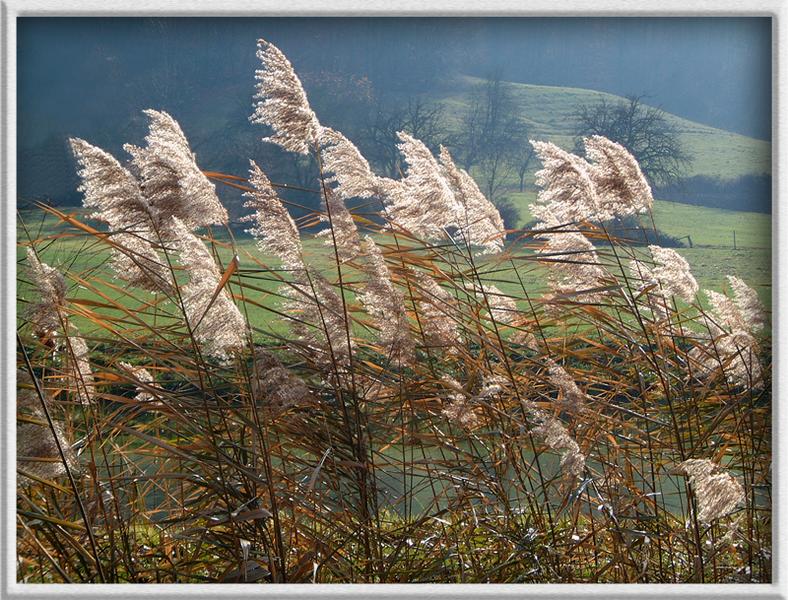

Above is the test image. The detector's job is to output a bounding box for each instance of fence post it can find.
[733,230,737,250]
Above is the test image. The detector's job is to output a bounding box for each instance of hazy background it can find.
[16,17,772,217]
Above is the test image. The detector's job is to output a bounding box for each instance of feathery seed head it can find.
[530,140,599,227]
[478,284,517,324]
[706,289,747,333]
[316,187,362,263]
[70,137,154,228]
[17,371,78,483]
[692,294,763,390]
[70,137,171,292]
[250,349,313,415]
[532,416,586,478]
[411,270,462,352]
[727,275,767,333]
[440,377,479,430]
[439,146,505,254]
[242,160,304,271]
[319,127,386,199]
[65,335,96,405]
[118,362,155,402]
[171,218,247,361]
[679,459,745,522]
[359,236,414,366]
[24,249,66,339]
[250,39,321,154]
[537,231,609,300]
[646,245,698,303]
[584,135,654,219]
[284,270,354,369]
[546,359,589,414]
[382,132,460,239]
[125,109,228,230]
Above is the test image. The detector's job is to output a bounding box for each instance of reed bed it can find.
[15,39,770,584]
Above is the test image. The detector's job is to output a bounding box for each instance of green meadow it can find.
[17,194,772,339]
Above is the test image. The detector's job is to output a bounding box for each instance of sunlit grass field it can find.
[17,195,772,339]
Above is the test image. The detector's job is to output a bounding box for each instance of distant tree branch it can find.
[573,95,692,187]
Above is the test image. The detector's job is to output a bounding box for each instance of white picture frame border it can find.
[1,1,784,598]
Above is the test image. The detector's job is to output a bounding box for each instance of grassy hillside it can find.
[437,75,771,181]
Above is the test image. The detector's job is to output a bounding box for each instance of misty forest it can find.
[16,18,771,584]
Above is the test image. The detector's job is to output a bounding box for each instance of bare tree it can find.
[514,141,535,193]
[573,95,692,187]
[450,74,529,201]
[363,97,447,177]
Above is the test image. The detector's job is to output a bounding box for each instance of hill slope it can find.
[17,74,771,209]
[437,75,771,180]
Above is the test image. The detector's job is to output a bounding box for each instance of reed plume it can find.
[536,231,609,301]
[382,132,460,239]
[707,330,763,389]
[411,269,462,351]
[692,288,764,389]
[118,362,155,402]
[69,137,154,227]
[17,371,77,483]
[125,109,228,231]
[439,146,505,254]
[644,245,699,303]
[64,335,96,405]
[24,248,66,339]
[532,415,585,479]
[25,250,96,404]
[530,140,599,227]
[531,136,654,227]
[242,161,352,367]
[250,348,314,415]
[69,138,171,293]
[706,289,748,334]
[359,236,414,365]
[545,359,589,414]
[584,135,654,220]
[250,39,321,154]
[440,376,479,430]
[171,218,247,361]
[316,187,362,263]
[284,270,354,369]
[726,275,767,333]
[242,160,304,271]
[679,459,745,523]
[319,127,387,199]
[478,284,517,324]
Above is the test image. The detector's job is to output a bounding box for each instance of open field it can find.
[18,196,772,339]
[508,191,772,248]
